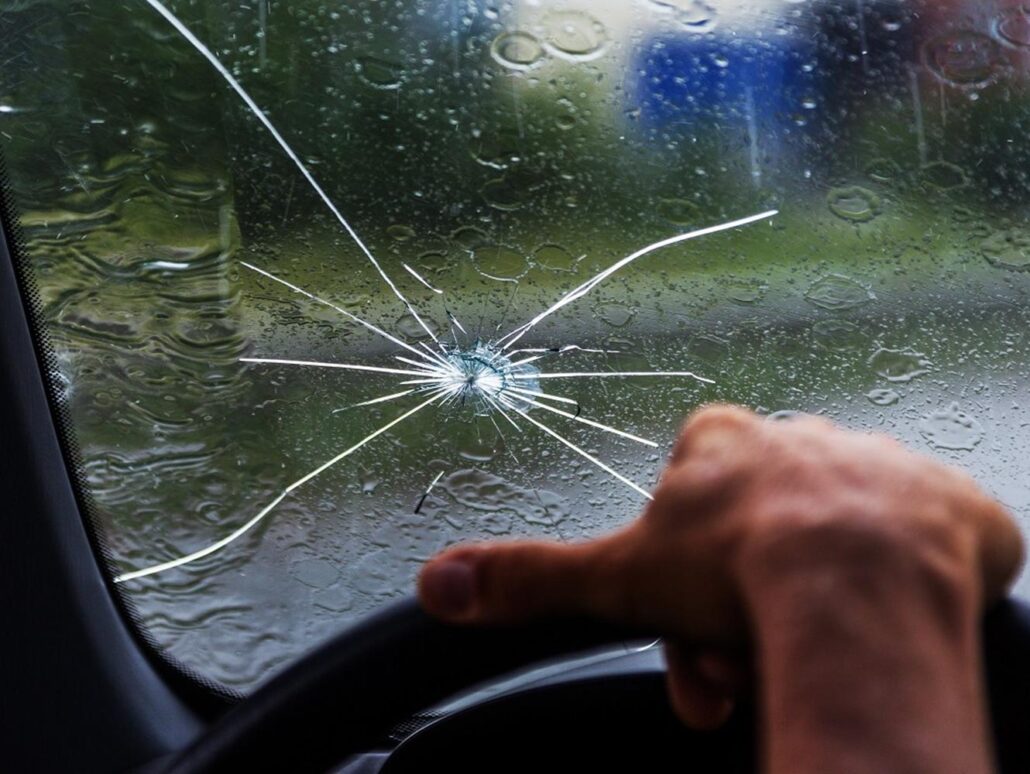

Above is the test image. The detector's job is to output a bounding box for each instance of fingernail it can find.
[422,559,476,616]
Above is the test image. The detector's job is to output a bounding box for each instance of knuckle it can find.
[676,405,760,461]
[650,457,746,522]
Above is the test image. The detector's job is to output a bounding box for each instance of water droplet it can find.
[480,177,528,211]
[489,31,545,70]
[919,403,984,451]
[290,558,340,589]
[555,113,577,131]
[868,348,932,382]
[996,8,1030,48]
[866,157,902,183]
[355,55,403,89]
[657,197,699,225]
[470,133,521,170]
[417,250,449,275]
[924,31,1001,87]
[473,244,529,281]
[359,469,379,495]
[352,548,412,597]
[920,161,969,190]
[533,243,581,272]
[450,226,491,252]
[542,11,608,60]
[981,228,1030,271]
[827,186,882,222]
[457,430,497,462]
[312,587,353,614]
[687,333,729,362]
[387,224,416,242]
[866,388,900,406]
[725,278,768,305]
[812,319,869,351]
[596,302,634,327]
[650,0,718,33]
[395,312,439,339]
[805,274,875,310]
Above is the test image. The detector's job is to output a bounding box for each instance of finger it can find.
[663,642,740,730]
[975,499,1024,601]
[669,404,760,467]
[939,468,1024,602]
[418,531,642,625]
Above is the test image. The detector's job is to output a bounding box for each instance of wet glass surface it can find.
[2,0,1030,690]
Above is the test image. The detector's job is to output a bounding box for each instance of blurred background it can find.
[1,0,1029,691]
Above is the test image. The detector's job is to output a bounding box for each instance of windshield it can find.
[2,0,1029,692]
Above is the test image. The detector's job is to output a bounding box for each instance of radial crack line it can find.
[333,389,416,413]
[414,471,446,514]
[498,210,778,350]
[506,355,547,369]
[507,346,620,356]
[240,357,438,378]
[499,396,653,500]
[395,355,450,375]
[481,392,523,432]
[241,262,441,369]
[288,389,446,491]
[505,385,579,407]
[114,389,447,583]
[402,263,443,294]
[114,492,290,583]
[447,310,467,335]
[141,0,439,343]
[515,371,715,384]
[400,377,454,386]
[418,341,452,368]
[509,393,657,447]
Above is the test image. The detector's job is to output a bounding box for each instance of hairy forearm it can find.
[742,527,994,774]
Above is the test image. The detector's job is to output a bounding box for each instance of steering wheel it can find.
[165,596,1030,773]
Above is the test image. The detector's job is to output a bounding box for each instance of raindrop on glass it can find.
[490,31,545,70]
[533,243,581,272]
[542,11,608,60]
[805,274,875,310]
[657,197,700,225]
[924,31,1001,87]
[981,228,1030,271]
[919,403,984,451]
[355,55,403,89]
[812,319,869,351]
[866,388,901,406]
[995,8,1030,48]
[868,347,932,382]
[920,161,969,190]
[827,186,882,222]
[473,244,530,281]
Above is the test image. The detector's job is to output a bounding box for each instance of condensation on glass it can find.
[1,0,1029,690]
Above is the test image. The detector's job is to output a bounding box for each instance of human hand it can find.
[418,405,1023,772]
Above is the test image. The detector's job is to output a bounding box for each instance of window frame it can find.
[0,161,227,772]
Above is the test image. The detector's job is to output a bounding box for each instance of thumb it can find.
[417,536,637,625]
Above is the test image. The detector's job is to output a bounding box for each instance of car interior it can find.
[3,1,1030,771]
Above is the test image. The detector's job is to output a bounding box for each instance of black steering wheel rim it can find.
[164,597,649,773]
[165,596,1030,774]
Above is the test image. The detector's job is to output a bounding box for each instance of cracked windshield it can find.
[3,0,1030,691]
